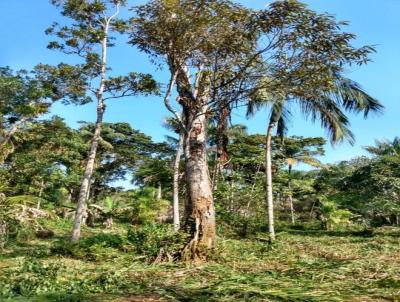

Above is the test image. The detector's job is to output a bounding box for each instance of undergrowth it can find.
[0,219,399,301]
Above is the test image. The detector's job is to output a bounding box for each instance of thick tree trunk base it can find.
[181,197,215,262]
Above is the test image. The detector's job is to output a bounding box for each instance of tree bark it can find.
[265,122,276,241]
[173,131,184,232]
[67,190,72,203]
[288,195,295,225]
[165,62,216,261]
[181,104,216,261]
[71,104,104,242]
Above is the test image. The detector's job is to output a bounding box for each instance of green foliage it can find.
[0,1,397,300]
[319,198,353,231]
[2,224,400,301]
[347,155,400,217]
[0,259,64,297]
[43,0,158,107]
[81,122,164,193]
[247,0,383,144]
[133,158,173,190]
[0,255,140,299]
[365,137,400,156]
[129,188,170,224]
[127,224,187,261]
[0,117,86,205]
[81,233,126,249]
[51,233,128,261]
[315,149,400,225]
[0,67,60,162]
[274,136,326,169]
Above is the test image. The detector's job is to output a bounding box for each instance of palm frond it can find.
[364,137,400,156]
[162,116,181,134]
[298,97,355,145]
[295,155,325,168]
[273,102,291,140]
[246,98,269,118]
[332,77,383,118]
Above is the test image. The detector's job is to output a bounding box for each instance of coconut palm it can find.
[248,76,383,240]
[364,137,400,157]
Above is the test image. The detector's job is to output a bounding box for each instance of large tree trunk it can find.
[265,122,276,241]
[181,105,216,261]
[71,104,104,242]
[166,63,216,260]
[173,131,184,232]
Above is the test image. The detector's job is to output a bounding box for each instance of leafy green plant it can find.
[51,233,129,261]
[0,259,64,297]
[127,223,187,261]
[319,199,353,230]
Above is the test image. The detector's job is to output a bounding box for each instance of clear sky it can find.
[0,0,399,167]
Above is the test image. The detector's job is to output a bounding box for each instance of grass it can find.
[0,220,399,301]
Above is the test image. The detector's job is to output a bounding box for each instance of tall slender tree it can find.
[251,78,382,240]
[163,116,184,232]
[246,0,383,241]
[44,0,158,242]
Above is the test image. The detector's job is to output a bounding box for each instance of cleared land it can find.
[1,222,399,301]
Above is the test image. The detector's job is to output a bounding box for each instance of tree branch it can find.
[163,71,187,133]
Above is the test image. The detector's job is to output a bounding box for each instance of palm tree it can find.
[365,137,400,157]
[248,76,383,241]
[276,137,325,224]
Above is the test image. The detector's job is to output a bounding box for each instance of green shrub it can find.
[51,233,129,261]
[0,258,135,299]
[0,259,64,297]
[217,210,267,238]
[80,233,126,249]
[320,199,353,231]
[127,223,187,261]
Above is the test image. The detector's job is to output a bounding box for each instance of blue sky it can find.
[0,0,399,167]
